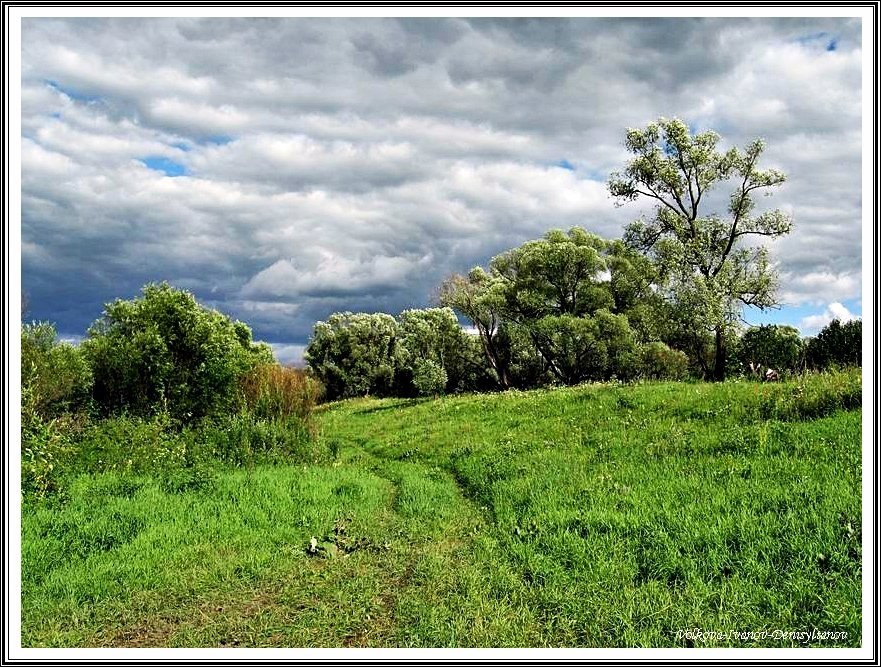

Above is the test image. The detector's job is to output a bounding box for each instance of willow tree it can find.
[609,118,792,380]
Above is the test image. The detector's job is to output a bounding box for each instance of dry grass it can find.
[240,364,323,422]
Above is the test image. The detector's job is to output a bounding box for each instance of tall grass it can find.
[21,363,326,503]
[239,364,323,422]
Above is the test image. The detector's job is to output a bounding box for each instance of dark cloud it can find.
[18,16,864,357]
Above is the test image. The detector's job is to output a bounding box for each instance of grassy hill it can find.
[21,370,862,647]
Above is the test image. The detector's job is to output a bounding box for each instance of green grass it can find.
[21,370,863,647]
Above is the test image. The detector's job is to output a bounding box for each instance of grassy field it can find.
[21,370,862,647]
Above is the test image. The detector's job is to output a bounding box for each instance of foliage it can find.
[304,312,400,399]
[490,227,612,319]
[609,118,792,380]
[397,308,472,394]
[21,322,93,420]
[805,319,862,370]
[639,341,689,380]
[738,325,804,375]
[530,310,638,384]
[81,283,270,422]
[438,267,512,389]
[410,358,448,397]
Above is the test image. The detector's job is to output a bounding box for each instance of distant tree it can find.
[605,239,671,344]
[490,227,612,320]
[529,310,638,384]
[639,341,689,381]
[805,319,862,369]
[609,117,792,381]
[397,307,480,395]
[82,282,269,421]
[304,312,400,399]
[438,268,513,389]
[738,324,804,375]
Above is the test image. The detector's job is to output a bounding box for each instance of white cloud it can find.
[17,16,864,357]
[779,271,861,306]
[799,302,860,334]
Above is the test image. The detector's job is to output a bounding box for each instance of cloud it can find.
[799,302,861,334]
[779,270,861,306]
[17,16,864,365]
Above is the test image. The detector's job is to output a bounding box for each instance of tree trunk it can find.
[713,327,726,382]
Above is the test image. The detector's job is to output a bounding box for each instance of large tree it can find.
[609,118,792,380]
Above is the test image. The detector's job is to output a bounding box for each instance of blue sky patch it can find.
[171,141,192,152]
[140,156,188,177]
[44,79,101,103]
[743,299,861,334]
[200,134,234,146]
[555,159,576,171]
[826,38,838,51]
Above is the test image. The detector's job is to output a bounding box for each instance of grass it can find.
[21,369,863,647]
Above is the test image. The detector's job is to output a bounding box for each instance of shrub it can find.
[411,358,448,396]
[21,406,74,498]
[640,341,689,380]
[21,322,93,420]
[81,282,271,422]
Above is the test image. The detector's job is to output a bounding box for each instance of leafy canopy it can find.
[82,282,271,422]
[609,117,792,379]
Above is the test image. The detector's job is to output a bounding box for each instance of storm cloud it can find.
[19,15,864,362]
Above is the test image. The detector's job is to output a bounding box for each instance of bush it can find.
[640,341,689,380]
[21,408,74,499]
[81,282,271,422]
[21,322,93,420]
[411,358,448,396]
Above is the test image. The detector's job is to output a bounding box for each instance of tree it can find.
[805,319,862,369]
[490,228,612,319]
[640,341,689,380]
[530,310,638,384]
[609,118,792,381]
[738,324,804,375]
[82,282,269,421]
[304,312,400,399]
[438,268,513,389]
[397,307,478,395]
[21,321,93,420]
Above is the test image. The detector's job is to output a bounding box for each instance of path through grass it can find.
[22,371,862,647]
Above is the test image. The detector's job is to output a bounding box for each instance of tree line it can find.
[305,117,859,398]
[22,118,863,415]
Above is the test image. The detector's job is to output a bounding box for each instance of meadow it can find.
[21,369,862,648]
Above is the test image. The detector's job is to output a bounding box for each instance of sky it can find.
[16,13,866,365]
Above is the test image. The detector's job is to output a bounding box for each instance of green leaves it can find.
[82,282,264,422]
[610,117,793,380]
